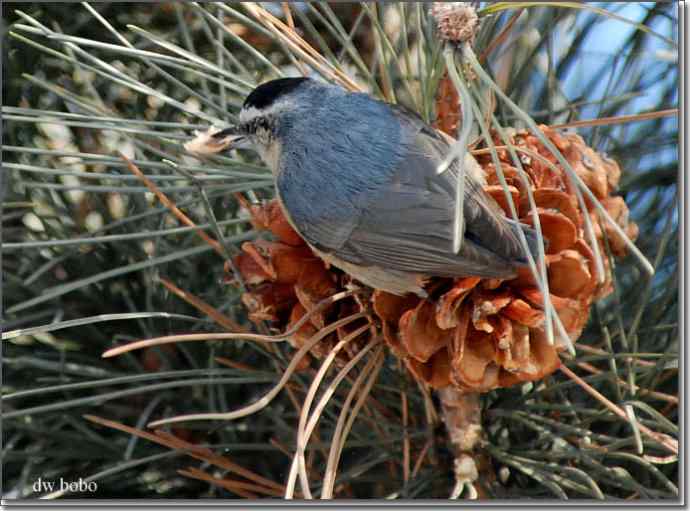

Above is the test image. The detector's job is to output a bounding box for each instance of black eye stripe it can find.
[256,118,268,130]
[244,116,272,134]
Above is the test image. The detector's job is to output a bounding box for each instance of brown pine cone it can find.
[228,124,637,391]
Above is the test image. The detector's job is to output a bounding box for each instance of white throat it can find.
[257,139,282,176]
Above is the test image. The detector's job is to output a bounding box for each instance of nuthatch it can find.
[187,78,540,297]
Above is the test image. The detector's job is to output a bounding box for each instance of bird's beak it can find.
[184,126,249,155]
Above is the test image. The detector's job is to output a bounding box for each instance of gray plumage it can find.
[228,78,541,296]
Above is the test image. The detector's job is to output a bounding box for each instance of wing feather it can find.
[277,98,534,280]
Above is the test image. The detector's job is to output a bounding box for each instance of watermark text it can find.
[32,477,98,494]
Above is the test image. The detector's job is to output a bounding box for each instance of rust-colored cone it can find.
[229,124,637,391]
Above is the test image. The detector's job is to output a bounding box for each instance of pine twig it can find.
[559,365,678,455]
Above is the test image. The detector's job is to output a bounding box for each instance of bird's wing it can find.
[277,106,531,278]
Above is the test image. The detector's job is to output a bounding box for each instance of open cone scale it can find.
[229,125,637,392]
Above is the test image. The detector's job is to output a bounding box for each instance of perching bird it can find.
[186,77,540,297]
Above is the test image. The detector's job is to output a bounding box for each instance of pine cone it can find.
[433,73,461,137]
[229,125,637,390]
[228,199,372,367]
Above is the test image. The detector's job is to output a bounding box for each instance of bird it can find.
[186,77,541,297]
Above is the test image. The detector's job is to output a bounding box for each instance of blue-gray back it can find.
[276,83,409,247]
[274,81,538,279]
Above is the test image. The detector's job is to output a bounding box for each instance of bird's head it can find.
[185,77,316,171]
